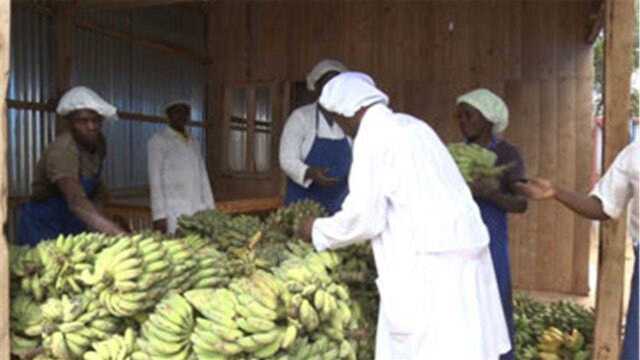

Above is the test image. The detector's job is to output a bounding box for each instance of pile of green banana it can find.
[447,142,510,184]
[84,328,146,360]
[513,294,594,360]
[137,249,359,360]
[536,327,590,360]
[178,211,263,251]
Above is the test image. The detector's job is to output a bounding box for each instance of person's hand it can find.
[514,178,556,200]
[153,219,168,234]
[470,177,499,199]
[112,215,132,233]
[296,217,316,242]
[305,167,339,187]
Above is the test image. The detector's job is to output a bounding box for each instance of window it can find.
[224,83,280,175]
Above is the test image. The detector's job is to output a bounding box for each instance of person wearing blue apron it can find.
[517,141,639,360]
[18,86,126,246]
[279,59,352,214]
[456,89,529,360]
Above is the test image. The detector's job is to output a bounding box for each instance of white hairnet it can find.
[163,100,191,114]
[56,86,117,118]
[306,59,348,91]
[456,89,509,134]
[319,72,389,118]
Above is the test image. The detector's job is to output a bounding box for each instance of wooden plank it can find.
[469,0,492,86]
[0,0,9,356]
[523,80,541,290]
[506,0,523,79]
[574,76,594,295]
[521,0,545,80]
[537,79,559,290]
[6,99,53,112]
[341,1,377,75]
[555,77,577,292]
[556,0,579,79]
[246,87,257,173]
[252,2,288,81]
[75,0,196,10]
[593,0,635,357]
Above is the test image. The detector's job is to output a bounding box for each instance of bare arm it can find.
[471,179,528,213]
[56,177,126,234]
[515,178,610,220]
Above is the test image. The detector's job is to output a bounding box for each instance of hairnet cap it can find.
[56,86,117,119]
[456,89,509,134]
[164,100,191,114]
[306,59,348,91]
[319,72,389,118]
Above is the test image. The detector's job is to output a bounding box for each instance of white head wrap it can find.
[456,88,509,134]
[163,100,191,114]
[319,72,389,117]
[56,86,117,119]
[306,59,348,91]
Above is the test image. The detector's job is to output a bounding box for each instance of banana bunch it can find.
[138,293,195,359]
[537,327,566,355]
[447,142,510,184]
[83,328,147,360]
[264,200,327,239]
[286,334,356,360]
[177,210,233,241]
[163,239,201,292]
[10,295,43,357]
[24,293,119,359]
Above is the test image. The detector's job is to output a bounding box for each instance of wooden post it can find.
[54,3,74,134]
[0,0,10,357]
[593,0,635,358]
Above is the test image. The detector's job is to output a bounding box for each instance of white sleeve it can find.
[279,110,312,188]
[591,146,634,219]
[148,136,167,221]
[312,125,388,251]
[197,142,216,210]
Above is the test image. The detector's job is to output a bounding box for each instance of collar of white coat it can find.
[166,126,191,142]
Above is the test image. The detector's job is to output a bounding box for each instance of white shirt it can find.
[148,127,215,233]
[312,103,490,317]
[279,102,350,187]
[591,141,639,242]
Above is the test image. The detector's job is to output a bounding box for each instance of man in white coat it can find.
[299,72,511,359]
[148,101,215,234]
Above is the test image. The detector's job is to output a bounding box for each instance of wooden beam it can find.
[75,20,209,65]
[74,0,201,10]
[587,0,605,43]
[593,0,635,358]
[54,2,75,134]
[6,99,54,112]
[0,0,10,357]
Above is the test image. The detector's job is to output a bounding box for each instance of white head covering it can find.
[56,86,117,118]
[306,59,348,91]
[456,88,509,134]
[163,100,191,114]
[319,72,389,117]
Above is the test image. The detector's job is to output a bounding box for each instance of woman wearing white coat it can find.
[299,73,511,359]
[147,101,215,234]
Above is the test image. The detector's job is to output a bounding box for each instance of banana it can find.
[142,249,165,263]
[247,300,279,321]
[90,318,120,333]
[300,299,319,331]
[65,331,91,349]
[50,332,71,359]
[245,317,276,333]
[281,324,298,349]
[114,281,138,292]
[148,339,188,356]
[251,328,283,345]
[114,268,144,282]
[144,322,185,344]
[253,334,282,359]
[58,321,84,333]
[146,260,170,273]
[148,313,185,335]
[196,318,242,342]
[114,257,143,273]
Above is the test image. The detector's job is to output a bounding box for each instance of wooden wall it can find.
[206,0,595,294]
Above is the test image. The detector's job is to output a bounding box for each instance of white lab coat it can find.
[148,127,215,233]
[312,104,511,359]
[279,103,351,187]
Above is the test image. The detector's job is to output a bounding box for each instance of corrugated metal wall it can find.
[7,5,207,241]
[73,7,207,190]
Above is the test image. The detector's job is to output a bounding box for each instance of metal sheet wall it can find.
[72,7,207,190]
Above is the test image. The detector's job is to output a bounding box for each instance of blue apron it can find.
[622,244,639,360]
[18,156,103,247]
[284,106,352,215]
[474,138,515,360]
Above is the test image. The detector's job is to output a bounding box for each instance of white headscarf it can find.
[163,100,191,114]
[319,72,389,117]
[56,86,117,118]
[306,59,348,91]
[456,89,509,134]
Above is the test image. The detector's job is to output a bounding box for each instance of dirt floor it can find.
[519,223,635,312]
